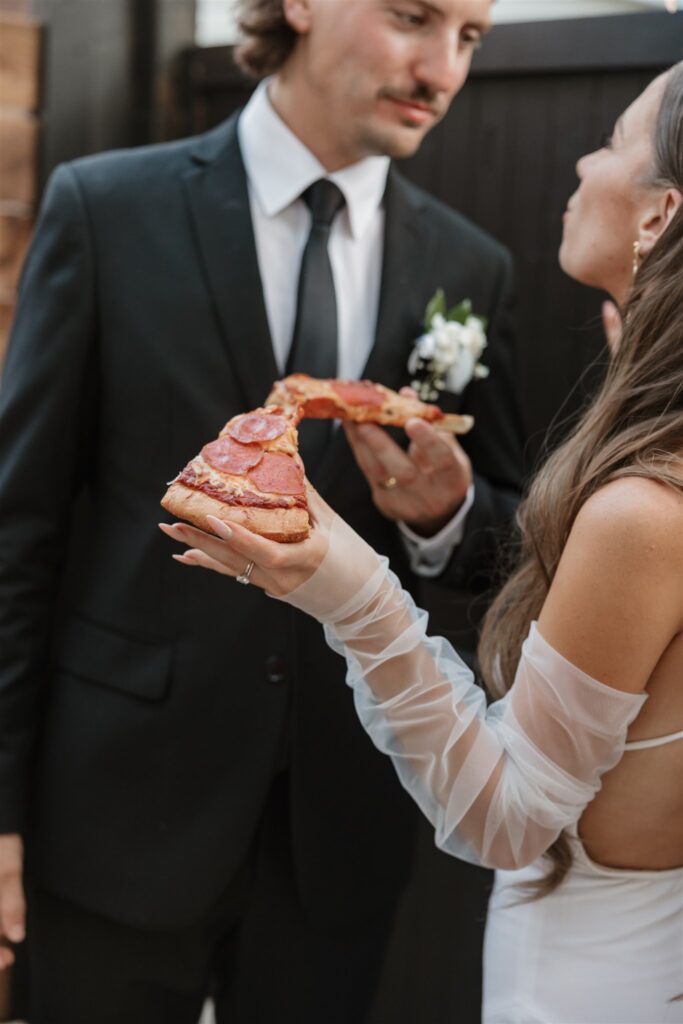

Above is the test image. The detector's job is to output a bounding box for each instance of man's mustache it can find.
[379,85,444,117]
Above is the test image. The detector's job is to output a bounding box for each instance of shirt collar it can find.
[238,79,390,240]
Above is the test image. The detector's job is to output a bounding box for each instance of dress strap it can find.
[624,728,683,751]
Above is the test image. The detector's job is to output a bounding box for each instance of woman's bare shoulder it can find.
[538,476,683,691]
[573,476,683,560]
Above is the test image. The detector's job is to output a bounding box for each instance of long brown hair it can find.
[234,0,298,79]
[478,62,683,895]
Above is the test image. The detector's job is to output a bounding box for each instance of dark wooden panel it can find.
[473,10,683,75]
[0,14,43,110]
[130,0,198,144]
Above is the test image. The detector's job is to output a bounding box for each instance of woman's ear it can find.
[282,0,313,34]
[638,188,683,256]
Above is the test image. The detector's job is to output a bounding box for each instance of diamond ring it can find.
[236,560,255,585]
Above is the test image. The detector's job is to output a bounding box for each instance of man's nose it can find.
[414,31,470,99]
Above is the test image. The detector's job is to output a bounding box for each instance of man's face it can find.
[285,0,492,164]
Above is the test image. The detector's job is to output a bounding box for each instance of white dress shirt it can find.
[237,80,471,576]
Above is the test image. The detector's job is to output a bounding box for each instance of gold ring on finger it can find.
[378,476,399,491]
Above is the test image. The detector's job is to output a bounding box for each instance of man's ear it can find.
[638,188,683,256]
[282,0,313,34]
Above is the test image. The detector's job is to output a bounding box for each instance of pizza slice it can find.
[162,376,475,543]
[161,406,309,542]
[266,374,474,434]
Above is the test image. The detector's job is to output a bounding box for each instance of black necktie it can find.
[287,179,346,475]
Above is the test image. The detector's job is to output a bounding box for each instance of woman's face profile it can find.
[559,74,667,304]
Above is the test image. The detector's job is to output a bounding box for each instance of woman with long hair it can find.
[162,64,683,1023]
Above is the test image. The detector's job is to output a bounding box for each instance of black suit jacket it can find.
[0,115,522,930]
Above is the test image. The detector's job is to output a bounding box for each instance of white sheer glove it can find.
[278,512,389,624]
[163,501,646,870]
[297,557,647,870]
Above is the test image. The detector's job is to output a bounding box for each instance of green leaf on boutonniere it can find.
[446,299,472,324]
[424,288,446,327]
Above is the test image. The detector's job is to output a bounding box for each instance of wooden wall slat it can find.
[0,298,14,367]
[0,15,43,110]
[0,110,38,208]
[0,212,31,291]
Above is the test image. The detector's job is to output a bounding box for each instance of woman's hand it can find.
[159,487,384,621]
[159,487,333,597]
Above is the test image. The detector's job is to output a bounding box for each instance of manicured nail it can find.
[207,516,232,538]
[8,924,24,942]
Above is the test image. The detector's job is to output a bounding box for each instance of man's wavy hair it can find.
[234,0,298,79]
[478,60,683,899]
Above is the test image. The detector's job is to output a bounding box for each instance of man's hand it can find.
[344,417,472,537]
[0,834,25,970]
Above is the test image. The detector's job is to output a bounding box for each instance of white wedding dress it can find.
[484,812,683,1024]
[282,522,683,1024]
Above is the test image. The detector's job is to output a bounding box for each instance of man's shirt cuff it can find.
[398,484,475,578]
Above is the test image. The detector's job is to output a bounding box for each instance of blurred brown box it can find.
[0,12,43,370]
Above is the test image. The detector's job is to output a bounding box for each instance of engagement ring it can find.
[236,560,255,585]
[379,476,399,490]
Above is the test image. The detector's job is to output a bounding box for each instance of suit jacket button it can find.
[265,656,288,685]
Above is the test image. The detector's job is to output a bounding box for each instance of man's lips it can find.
[384,96,438,124]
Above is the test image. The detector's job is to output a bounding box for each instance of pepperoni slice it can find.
[248,452,305,495]
[202,437,263,476]
[331,380,385,408]
[301,397,340,419]
[227,412,289,444]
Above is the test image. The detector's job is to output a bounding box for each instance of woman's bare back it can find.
[555,477,683,869]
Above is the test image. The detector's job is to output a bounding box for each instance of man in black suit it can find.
[0,0,521,1020]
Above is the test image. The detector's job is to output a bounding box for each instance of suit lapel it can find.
[363,168,432,388]
[316,168,434,495]
[182,114,279,412]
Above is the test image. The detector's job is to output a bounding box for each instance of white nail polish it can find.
[209,516,232,538]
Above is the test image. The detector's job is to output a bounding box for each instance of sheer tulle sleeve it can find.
[283,532,647,870]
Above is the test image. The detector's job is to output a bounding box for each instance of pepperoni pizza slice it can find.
[266,374,474,434]
[162,375,475,543]
[161,406,309,542]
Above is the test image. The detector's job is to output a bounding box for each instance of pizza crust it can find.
[266,375,474,434]
[161,482,309,543]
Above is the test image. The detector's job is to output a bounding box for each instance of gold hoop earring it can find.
[632,240,642,277]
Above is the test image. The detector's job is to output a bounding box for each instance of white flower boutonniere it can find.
[408,289,489,401]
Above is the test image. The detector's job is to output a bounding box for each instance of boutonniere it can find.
[407,289,489,401]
